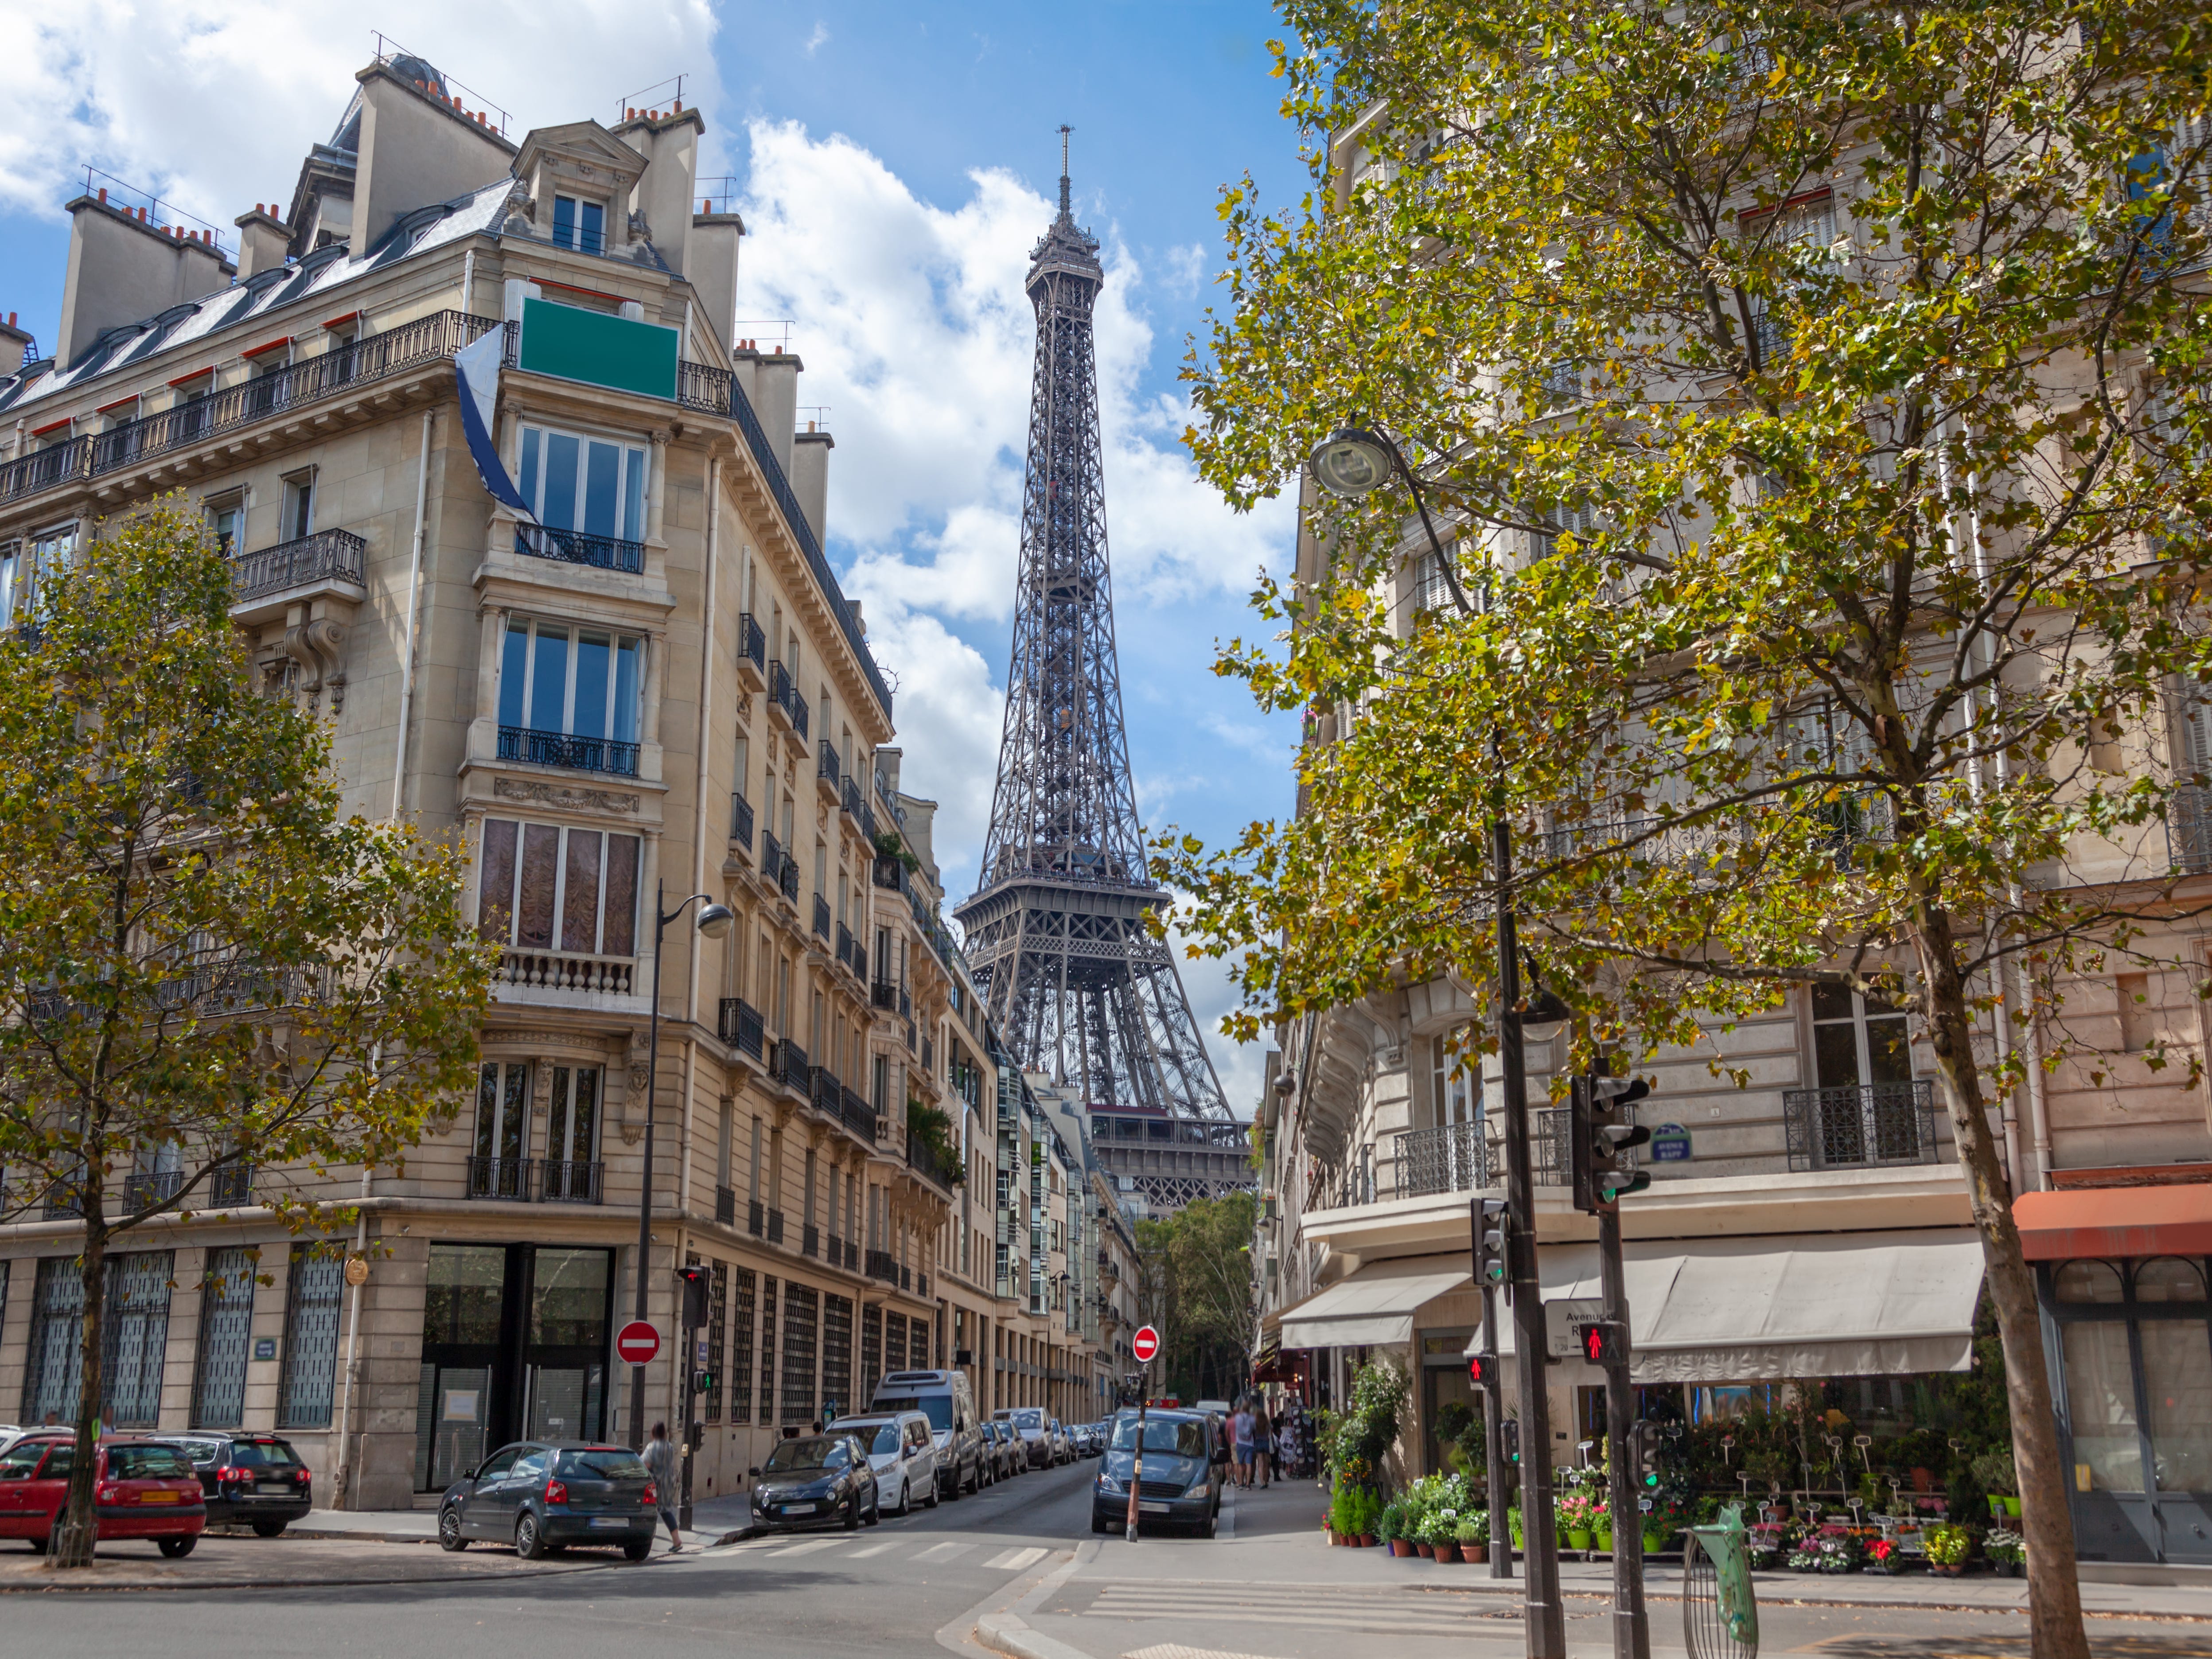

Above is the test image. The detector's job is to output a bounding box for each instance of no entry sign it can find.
[616,1320,660,1365]
[1133,1325,1160,1364]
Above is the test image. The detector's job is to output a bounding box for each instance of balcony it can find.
[802,1222,821,1259]
[871,979,900,1012]
[540,1159,604,1204]
[760,831,799,905]
[716,1185,736,1226]
[1392,1121,1491,1199]
[813,893,831,941]
[209,1164,253,1208]
[770,1038,810,1094]
[840,1086,878,1145]
[514,522,644,575]
[907,1131,954,1193]
[232,528,366,605]
[729,794,754,858]
[465,1156,534,1200]
[717,997,765,1060]
[810,1064,841,1116]
[818,737,841,798]
[736,611,767,691]
[0,310,499,509]
[836,923,858,976]
[827,1233,845,1270]
[866,1249,900,1285]
[1783,1081,1939,1172]
[123,1168,187,1211]
[748,1197,765,1237]
[767,661,810,745]
[498,947,635,997]
[497,725,640,778]
[872,854,910,894]
[767,1207,786,1245]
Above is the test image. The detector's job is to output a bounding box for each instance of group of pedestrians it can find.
[1227,1397,1276,1489]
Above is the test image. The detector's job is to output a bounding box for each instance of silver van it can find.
[870,1369,985,1499]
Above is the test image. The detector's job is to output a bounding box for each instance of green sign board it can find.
[517,296,679,401]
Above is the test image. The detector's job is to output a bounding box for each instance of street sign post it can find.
[1126,1327,1160,1543]
[1132,1325,1159,1364]
[616,1321,660,1366]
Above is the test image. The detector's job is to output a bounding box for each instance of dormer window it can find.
[552,195,605,255]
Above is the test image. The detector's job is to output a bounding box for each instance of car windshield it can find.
[1008,1410,1043,1431]
[0,1441,51,1479]
[557,1449,650,1480]
[826,1421,901,1455]
[873,1396,952,1432]
[1110,1417,1209,1458]
[107,1445,194,1479]
[229,1440,301,1469]
[763,1437,849,1474]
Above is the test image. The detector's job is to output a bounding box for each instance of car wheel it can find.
[251,1519,288,1538]
[894,1479,909,1516]
[27,1533,48,1556]
[437,1507,468,1552]
[924,1479,940,1510]
[515,1512,549,1561]
[623,1537,653,1562]
[864,1496,881,1526]
[1092,1513,1112,1535]
[158,1535,198,1559]
[1200,1508,1218,1541]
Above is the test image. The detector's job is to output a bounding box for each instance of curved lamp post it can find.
[629,882,735,1451]
[1310,424,1570,1655]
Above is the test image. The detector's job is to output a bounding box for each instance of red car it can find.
[0,1434,207,1556]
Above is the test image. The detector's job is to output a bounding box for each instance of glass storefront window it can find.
[530,1249,609,1347]
[424,1244,507,1346]
[2056,1260,2125,1303]
[2142,1320,2212,1494]
[2064,1320,2144,1492]
[2137,1257,2208,1304]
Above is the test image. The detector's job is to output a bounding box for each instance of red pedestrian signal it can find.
[1581,1319,1629,1368]
[1468,1351,1492,1386]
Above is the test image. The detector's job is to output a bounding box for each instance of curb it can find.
[974,1610,1098,1659]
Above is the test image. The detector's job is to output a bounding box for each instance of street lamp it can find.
[628,882,735,1452]
[1311,423,1569,1659]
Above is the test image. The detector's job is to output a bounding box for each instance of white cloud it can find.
[0,3,720,227]
[803,21,830,56]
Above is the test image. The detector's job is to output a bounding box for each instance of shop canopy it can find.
[1277,1254,1470,1351]
[2013,1185,2212,1261]
[1465,1228,1987,1383]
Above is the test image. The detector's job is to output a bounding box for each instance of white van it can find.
[870,1369,985,1498]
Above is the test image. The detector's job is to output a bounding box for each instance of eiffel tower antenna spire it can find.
[957,140,1248,1212]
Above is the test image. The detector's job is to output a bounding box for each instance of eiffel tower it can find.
[954,132,1247,1214]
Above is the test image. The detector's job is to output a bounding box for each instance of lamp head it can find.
[1518,985,1571,1045]
[1309,427,1394,498]
[695,902,736,940]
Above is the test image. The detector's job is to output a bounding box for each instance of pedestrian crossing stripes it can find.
[708,1534,1067,1576]
[916,1541,972,1561]
[1069,1583,1515,1639]
[985,1546,1051,1572]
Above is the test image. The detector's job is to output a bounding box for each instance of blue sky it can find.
[0,1,1309,1105]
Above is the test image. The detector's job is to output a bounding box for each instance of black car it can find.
[437,1441,659,1561]
[1091,1408,1228,1537]
[161,1433,313,1536]
[748,1433,880,1532]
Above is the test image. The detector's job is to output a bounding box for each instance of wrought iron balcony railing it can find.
[748,1197,765,1238]
[813,894,831,940]
[232,529,367,602]
[871,979,900,1012]
[766,1206,786,1245]
[729,793,754,854]
[497,725,640,777]
[0,311,500,508]
[770,1038,810,1094]
[818,737,840,791]
[209,1164,253,1208]
[514,522,645,574]
[810,1064,841,1115]
[716,1185,737,1227]
[1391,1121,1491,1199]
[836,923,857,974]
[465,1155,534,1200]
[866,1249,900,1284]
[802,1222,820,1259]
[767,661,810,740]
[717,996,765,1060]
[540,1159,604,1204]
[736,611,767,678]
[841,1086,878,1145]
[123,1168,187,1211]
[1783,1080,1938,1172]
[907,1132,954,1192]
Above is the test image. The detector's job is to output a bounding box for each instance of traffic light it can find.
[676,1264,711,1329]
[1570,1067,1654,1215]
[693,1367,716,1396]
[1475,1196,1509,1286]
[1581,1319,1630,1369]
[1501,1418,1522,1465]
[1468,1349,1499,1389]
[1630,1421,1662,1489]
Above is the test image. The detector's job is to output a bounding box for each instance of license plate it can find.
[781,1502,818,1515]
[591,1516,628,1529]
[257,1483,290,1495]
[1138,1501,1170,1514]
[140,1491,180,1503]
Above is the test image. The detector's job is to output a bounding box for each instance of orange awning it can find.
[2014,1185,2212,1261]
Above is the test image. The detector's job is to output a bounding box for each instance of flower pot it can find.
[1391,1539,1416,1558]
[1416,1542,1434,1558]
[1459,1544,1486,1564]
[1932,1564,1963,1577]
[2003,1497,2021,1518]
[1567,1529,1594,1551]
[1358,1535,1375,1549]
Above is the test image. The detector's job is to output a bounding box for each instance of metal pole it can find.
[629,881,668,1450]
[1495,802,1565,1659]
[1125,1371,1149,1542]
[1482,1277,1512,1580]
[1599,1204,1649,1659]
[681,1298,698,1529]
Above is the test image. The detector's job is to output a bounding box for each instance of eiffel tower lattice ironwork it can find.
[955,135,1245,1209]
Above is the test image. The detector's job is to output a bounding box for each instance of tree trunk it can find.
[53,1226,107,1569]
[1915,909,2088,1659]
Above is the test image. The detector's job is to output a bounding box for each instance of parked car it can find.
[826,1412,937,1516]
[1075,1423,1102,1456]
[748,1433,880,1532]
[436,1441,659,1561]
[160,1433,312,1536]
[868,1368,985,1499]
[1092,1408,1228,1538]
[993,1406,1054,1469]
[981,1421,1020,1482]
[0,1433,206,1556]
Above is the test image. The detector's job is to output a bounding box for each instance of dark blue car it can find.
[1091,1408,1227,1537]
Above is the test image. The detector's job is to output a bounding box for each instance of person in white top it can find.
[1230,1403,1255,1489]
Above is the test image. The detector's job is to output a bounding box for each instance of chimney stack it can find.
[0,313,34,378]
[56,195,233,367]
[791,426,833,548]
[233,206,291,280]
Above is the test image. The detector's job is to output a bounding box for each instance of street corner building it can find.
[1245,122,2212,1573]
[0,51,1122,1512]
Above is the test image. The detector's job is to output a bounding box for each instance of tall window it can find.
[781,1285,819,1425]
[280,472,314,541]
[192,1246,257,1428]
[0,525,75,625]
[477,819,641,957]
[705,1261,728,1424]
[498,619,644,747]
[474,1061,531,1196]
[1809,984,1912,1090]
[104,1251,174,1429]
[518,423,647,541]
[757,1277,779,1425]
[207,496,245,558]
[551,195,606,254]
[728,1268,756,1422]
[545,1065,601,1187]
[277,1245,345,1428]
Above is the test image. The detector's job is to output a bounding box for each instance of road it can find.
[6,1461,2205,1659]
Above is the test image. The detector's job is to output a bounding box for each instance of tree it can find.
[1169,9,2210,1656]
[0,499,493,1567]
[1137,1191,1259,1402]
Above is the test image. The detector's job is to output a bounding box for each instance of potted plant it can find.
[1422,1509,1462,1560]
[1380,1496,1415,1557]
[1455,1511,1489,1564]
[1559,1492,1599,1553]
[1972,1449,2020,1520]
[1924,1523,1972,1576]
[1984,1528,2025,1577]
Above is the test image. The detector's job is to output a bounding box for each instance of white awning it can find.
[1278,1254,1468,1351]
[1468,1229,1986,1382]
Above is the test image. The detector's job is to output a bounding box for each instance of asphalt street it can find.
[6,1464,2207,1659]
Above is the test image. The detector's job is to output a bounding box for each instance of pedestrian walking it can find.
[643,1421,684,1554]
[1252,1405,1274,1489]
[1231,1399,1254,1489]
